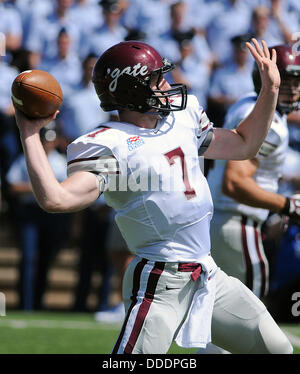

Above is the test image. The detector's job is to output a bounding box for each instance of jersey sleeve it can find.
[256,126,281,160]
[66,133,119,178]
[185,95,214,155]
[197,110,214,155]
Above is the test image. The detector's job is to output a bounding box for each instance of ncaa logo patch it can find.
[127,136,145,151]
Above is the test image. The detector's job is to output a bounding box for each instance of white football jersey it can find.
[67,95,214,262]
[208,92,289,223]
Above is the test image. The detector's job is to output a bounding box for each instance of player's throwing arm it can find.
[12,71,100,213]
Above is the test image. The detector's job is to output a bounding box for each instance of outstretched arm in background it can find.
[222,158,286,211]
[222,158,300,224]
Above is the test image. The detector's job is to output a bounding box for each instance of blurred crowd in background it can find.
[0,0,300,322]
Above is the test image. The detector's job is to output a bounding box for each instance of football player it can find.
[13,39,293,353]
[208,44,300,300]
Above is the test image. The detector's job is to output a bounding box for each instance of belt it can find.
[178,263,202,282]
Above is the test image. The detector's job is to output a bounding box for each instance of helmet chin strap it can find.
[141,100,169,118]
[277,100,300,115]
[143,111,165,118]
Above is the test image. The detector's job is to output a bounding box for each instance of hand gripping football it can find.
[11,70,63,118]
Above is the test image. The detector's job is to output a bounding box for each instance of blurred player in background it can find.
[13,39,292,354]
[208,44,300,300]
[203,43,300,354]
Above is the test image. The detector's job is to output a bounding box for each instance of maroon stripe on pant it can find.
[253,222,267,298]
[124,261,165,354]
[112,258,148,354]
[241,215,253,291]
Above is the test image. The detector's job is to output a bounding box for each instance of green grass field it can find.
[0,311,299,354]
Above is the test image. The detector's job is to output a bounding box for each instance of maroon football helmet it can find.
[92,41,187,114]
[253,44,300,114]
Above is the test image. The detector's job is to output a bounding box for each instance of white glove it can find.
[281,194,300,225]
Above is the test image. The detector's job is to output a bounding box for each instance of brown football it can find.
[11,70,63,118]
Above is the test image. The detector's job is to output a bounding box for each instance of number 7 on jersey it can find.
[164,147,196,200]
